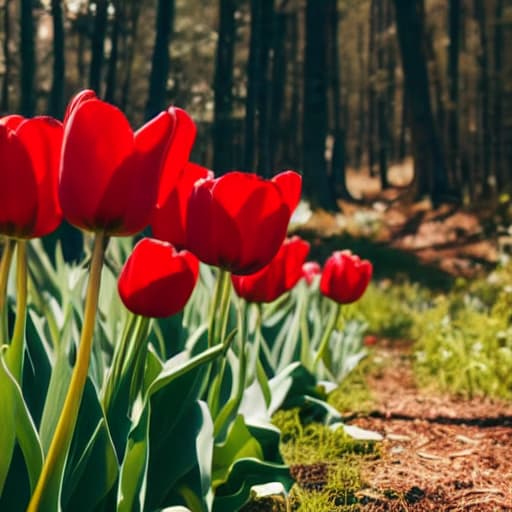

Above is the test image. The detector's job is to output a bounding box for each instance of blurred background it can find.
[1,0,512,211]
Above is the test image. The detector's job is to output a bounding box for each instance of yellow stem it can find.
[0,238,15,343]
[6,240,27,382]
[27,232,105,512]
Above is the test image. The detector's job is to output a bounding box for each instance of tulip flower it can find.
[152,162,212,249]
[301,261,322,286]
[232,236,310,303]
[0,114,63,238]
[320,250,373,304]
[186,170,302,275]
[118,238,199,318]
[59,90,194,236]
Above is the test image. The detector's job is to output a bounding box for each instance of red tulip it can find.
[232,236,310,303]
[363,335,378,346]
[301,261,321,286]
[60,90,194,236]
[0,114,63,238]
[152,162,212,249]
[118,238,199,318]
[320,251,372,304]
[186,170,302,275]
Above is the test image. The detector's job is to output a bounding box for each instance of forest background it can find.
[1,0,511,212]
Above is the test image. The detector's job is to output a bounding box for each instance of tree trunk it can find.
[1,0,11,112]
[474,0,491,196]
[393,0,449,203]
[243,0,263,172]
[145,0,175,120]
[447,0,461,187]
[493,0,504,188]
[256,0,274,176]
[368,0,377,176]
[269,2,287,170]
[354,22,366,169]
[327,0,350,199]
[120,0,142,112]
[303,0,337,209]
[89,0,108,94]
[105,0,123,105]
[20,0,35,116]
[376,0,389,189]
[212,0,236,174]
[48,0,65,118]
[385,0,397,161]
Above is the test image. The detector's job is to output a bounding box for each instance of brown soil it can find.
[348,343,512,511]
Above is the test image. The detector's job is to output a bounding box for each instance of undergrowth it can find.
[270,408,379,511]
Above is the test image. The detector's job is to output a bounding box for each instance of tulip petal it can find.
[118,238,198,318]
[272,170,302,213]
[156,107,197,205]
[60,99,135,231]
[152,162,210,249]
[0,128,38,236]
[15,117,63,237]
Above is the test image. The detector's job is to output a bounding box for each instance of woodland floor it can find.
[259,164,512,510]
[346,341,512,511]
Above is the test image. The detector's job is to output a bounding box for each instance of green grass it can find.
[270,408,379,511]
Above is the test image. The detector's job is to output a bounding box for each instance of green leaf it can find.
[0,352,43,499]
[213,458,292,512]
[212,415,263,488]
[62,419,118,512]
[38,348,72,454]
[117,405,150,512]
[61,379,118,511]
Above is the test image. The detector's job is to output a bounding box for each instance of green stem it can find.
[208,269,230,348]
[28,232,106,512]
[102,312,139,412]
[235,299,247,401]
[314,302,342,370]
[6,240,27,382]
[0,238,14,344]
[207,270,233,416]
[157,334,235,392]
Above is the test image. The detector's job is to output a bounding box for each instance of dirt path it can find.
[348,345,512,511]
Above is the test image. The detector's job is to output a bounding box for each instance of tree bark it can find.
[20,0,35,116]
[474,0,491,196]
[48,0,65,118]
[327,0,350,199]
[145,0,175,120]
[1,0,11,112]
[89,0,108,94]
[105,0,123,105]
[376,0,389,189]
[493,0,504,188]
[303,0,337,209]
[269,1,287,170]
[212,0,237,174]
[367,0,377,176]
[120,0,142,112]
[354,22,366,169]
[243,0,263,172]
[393,0,449,203]
[447,0,461,187]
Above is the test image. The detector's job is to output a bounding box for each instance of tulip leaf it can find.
[22,310,52,428]
[38,348,73,453]
[212,458,293,512]
[144,372,213,511]
[212,415,263,488]
[0,352,43,505]
[62,419,118,512]
[61,379,118,511]
[117,405,150,512]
